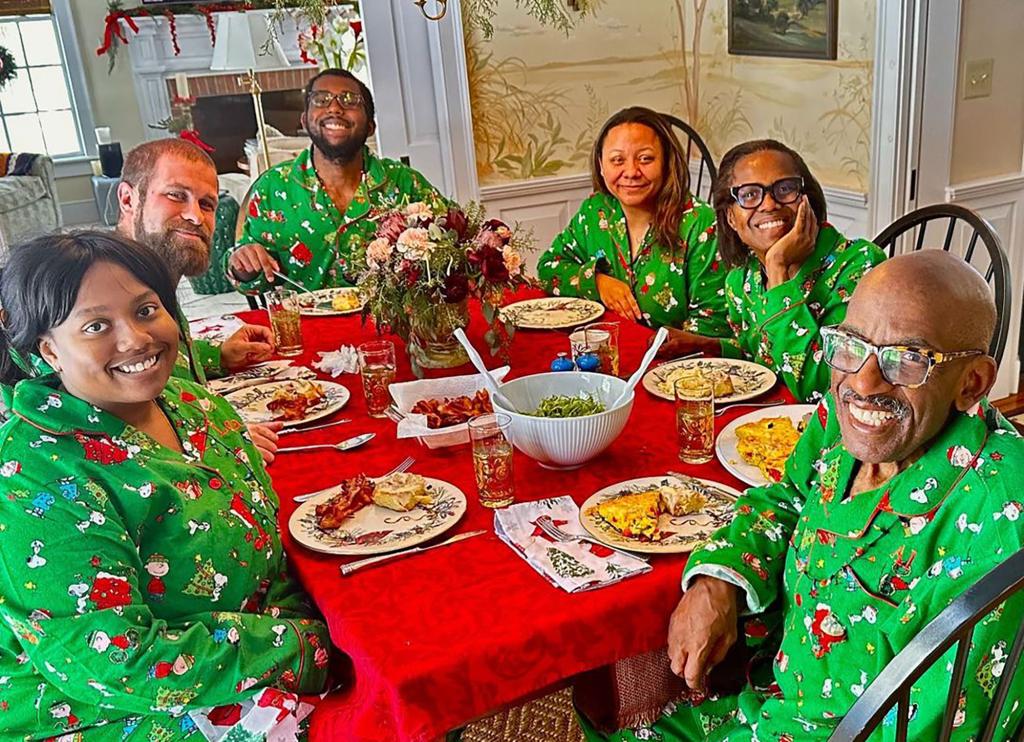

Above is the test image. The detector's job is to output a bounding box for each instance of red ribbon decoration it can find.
[96,11,140,56]
[179,129,215,153]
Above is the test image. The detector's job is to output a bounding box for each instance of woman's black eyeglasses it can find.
[729,177,804,210]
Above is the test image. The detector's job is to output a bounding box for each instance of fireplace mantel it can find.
[124,13,313,141]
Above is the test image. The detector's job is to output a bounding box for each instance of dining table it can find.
[221,290,793,742]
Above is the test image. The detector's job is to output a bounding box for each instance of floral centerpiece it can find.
[354,201,532,374]
[297,7,366,72]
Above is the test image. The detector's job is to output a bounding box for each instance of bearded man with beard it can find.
[116,139,282,462]
[228,69,445,293]
[580,251,1024,741]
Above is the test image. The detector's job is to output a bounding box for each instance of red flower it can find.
[440,208,468,239]
[377,213,407,242]
[480,249,509,283]
[351,20,363,36]
[443,271,469,303]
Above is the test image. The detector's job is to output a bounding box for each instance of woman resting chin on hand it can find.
[0,231,331,741]
[701,139,887,402]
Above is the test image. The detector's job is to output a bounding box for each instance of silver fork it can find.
[535,515,648,562]
[714,400,785,416]
[293,455,416,503]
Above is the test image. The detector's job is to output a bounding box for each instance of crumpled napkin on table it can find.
[313,346,359,377]
[494,495,651,593]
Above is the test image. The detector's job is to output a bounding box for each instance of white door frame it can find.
[868,0,962,235]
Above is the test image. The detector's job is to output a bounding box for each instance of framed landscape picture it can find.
[728,0,838,60]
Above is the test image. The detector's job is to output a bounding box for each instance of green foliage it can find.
[0,45,17,92]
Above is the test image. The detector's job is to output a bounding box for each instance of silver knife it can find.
[279,419,352,435]
[341,529,488,576]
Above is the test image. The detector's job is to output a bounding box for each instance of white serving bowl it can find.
[491,372,634,470]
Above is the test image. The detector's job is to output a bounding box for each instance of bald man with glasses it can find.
[581,250,1024,741]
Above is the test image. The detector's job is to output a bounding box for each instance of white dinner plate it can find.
[642,358,777,403]
[499,297,605,330]
[579,476,741,554]
[716,404,817,487]
[297,287,364,317]
[288,477,467,555]
[224,379,349,427]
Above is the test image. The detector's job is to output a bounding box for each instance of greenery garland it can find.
[0,45,17,92]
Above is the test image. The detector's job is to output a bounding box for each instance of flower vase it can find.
[408,300,470,370]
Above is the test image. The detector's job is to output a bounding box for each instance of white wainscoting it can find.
[946,173,1024,398]
[480,170,870,276]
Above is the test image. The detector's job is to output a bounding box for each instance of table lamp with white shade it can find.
[210,11,289,175]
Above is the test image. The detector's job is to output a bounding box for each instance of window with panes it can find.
[0,1,86,157]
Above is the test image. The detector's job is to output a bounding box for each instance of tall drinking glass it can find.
[674,376,715,464]
[357,340,397,418]
[265,288,303,357]
[585,321,621,376]
[468,412,515,508]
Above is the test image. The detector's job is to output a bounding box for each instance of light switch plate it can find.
[964,58,994,99]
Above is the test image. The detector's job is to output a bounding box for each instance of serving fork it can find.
[292,455,416,503]
[535,515,648,562]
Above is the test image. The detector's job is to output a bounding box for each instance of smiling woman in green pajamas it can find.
[0,232,329,741]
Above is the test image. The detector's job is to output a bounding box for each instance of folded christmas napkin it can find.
[494,495,650,593]
[188,313,245,345]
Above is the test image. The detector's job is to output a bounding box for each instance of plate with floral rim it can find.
[499,297,605,330]
[642,358,777,403]
[297,287,364,317]
[288,477,467,555]
[580,476,741,554]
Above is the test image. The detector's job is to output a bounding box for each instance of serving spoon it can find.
[452,328,521,413]
[609,326,669,409]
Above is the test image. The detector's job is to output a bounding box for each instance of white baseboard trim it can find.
[61,199,101,227]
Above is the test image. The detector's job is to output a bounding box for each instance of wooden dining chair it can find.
[659,113,717,203]
[235,182,263,311]
[827,547,1024,742]
[872,203,1011,364]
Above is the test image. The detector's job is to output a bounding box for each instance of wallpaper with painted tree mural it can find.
[462,0,875,192]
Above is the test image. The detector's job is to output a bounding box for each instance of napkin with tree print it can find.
[494,496,650,593]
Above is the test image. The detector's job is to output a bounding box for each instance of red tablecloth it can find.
[236,295,789,742]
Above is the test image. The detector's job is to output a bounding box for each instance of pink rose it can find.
[475,229,505,251]
[396,227,436,261]
[502,245,523,276]
[366,237,393,269]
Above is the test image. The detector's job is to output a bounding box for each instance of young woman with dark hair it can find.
[0,231,330,740]
[537,107,729,334]
[660,139,887,402]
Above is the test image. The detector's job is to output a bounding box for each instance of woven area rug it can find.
[461,688,585,742]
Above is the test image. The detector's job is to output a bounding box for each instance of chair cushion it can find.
[0,176,46,212]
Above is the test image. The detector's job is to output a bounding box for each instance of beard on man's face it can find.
[134,210,212,279]
[308,115,370,164]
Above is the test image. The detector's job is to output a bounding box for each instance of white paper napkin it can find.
[313,346,359,377]
[389,367,510,447]
[494,495,650,593]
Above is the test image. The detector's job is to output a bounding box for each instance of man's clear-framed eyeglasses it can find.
[729,176,804,210]
[820,326,984,388]
[308,90,364,110]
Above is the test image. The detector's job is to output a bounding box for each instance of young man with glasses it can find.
[228,69,445,293]
[582,251,1024,741]
[659,139,887,403]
